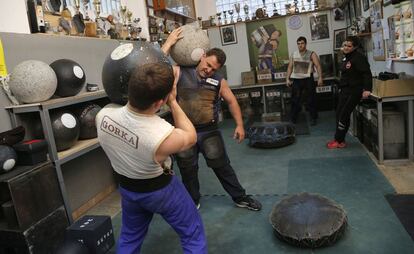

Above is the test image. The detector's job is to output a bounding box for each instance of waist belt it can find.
[115,171,172,193]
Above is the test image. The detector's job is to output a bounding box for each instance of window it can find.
[64,0,121,17]
[215,0,316,23]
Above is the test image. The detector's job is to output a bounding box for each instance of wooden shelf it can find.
[57,138,100,164]
[5,90,107,113]
[357,32,371,37]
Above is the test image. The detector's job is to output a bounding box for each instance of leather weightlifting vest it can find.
[177,67,222,129]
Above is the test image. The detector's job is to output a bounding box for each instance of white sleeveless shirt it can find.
[96,104,174,179]
[290,50,314,79]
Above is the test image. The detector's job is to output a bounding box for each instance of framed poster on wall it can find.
[373,30,386,61]
[309,13,330,41]
[220,25,238,46]
[334,28,347,50]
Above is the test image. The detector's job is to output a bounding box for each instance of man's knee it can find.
[176,148,197,168]
[202,133,228,168]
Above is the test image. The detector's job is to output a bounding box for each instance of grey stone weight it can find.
[9,60,57,104]
[170,23,210,66]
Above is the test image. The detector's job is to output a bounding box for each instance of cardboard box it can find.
[241,71,256,86]
[257,69,272,84]
[372,78,414,98]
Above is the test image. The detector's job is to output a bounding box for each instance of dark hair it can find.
[345,36,360,48]
[297,36,307,44]
[128,63,174,110]
[205,48,226,66]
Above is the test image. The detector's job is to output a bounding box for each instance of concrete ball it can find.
[170,23,210,66]
[9,60,57,103]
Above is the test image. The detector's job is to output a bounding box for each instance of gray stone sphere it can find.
[9,60,57,103]
[170,23,210,66]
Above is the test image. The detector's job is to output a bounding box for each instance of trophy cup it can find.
[223,10,227,24]
[314,0,319,10]
[294,0,299,13]
[83,0,98,37]
[120,6,127,26]
[243,4,250,21]
[228,9,234,23]
[216,12,222,26]
[73,0,85,35]
[262,0,268,17]
[127,10,133,25]
[82,0,90,20]
[235,3,242,22]
[301,0,305,12]
[272,3,279,16]
[307,0,312,11]
[93,0,101,20]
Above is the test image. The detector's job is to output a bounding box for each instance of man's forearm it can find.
[228,101,244,127]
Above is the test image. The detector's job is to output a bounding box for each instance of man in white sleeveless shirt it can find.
[96,63,207,253]
[286,36,323,126]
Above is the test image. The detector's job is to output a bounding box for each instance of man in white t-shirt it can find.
[96,63,207,253]
[286,36,323,126]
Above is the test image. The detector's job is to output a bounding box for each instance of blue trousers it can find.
[117,175,207,254]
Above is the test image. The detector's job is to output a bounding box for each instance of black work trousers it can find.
[290,77,317,122]
[335,87,362,142]
[175,129,246,204]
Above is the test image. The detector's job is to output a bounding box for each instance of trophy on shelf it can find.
[82,0,90,20]
[126,10,133,25]
[216,12,222,26]
[235,3,242,22]
[294,0,299,13]
[243,4,250,21]
[307,0,312,11]
[262,0,268,17]
[228,9,234,23]
[120,5,127,26]
[314,0,319,10]
[223,10,227,24]
[272,3,279,17]
[73,0,85,34]
[93,0,101,21]
[301,0,306,12]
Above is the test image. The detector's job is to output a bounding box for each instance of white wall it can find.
[208,23,251,86]
[0,0,30,34]
[123,0,149,40]
[194,0,217,21]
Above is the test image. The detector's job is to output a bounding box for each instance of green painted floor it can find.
[109,111,414,253]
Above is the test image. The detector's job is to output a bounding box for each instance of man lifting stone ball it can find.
[162,27,262,211]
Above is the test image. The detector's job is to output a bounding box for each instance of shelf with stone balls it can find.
[5,90,108,165]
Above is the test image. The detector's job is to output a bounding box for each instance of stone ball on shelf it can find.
[9,60,57,104]
[102,41,170,105]
[170,22,210,66]
[50,59,86,97]
[50,110,80,152]
[0,145,17,173]
[75,103,102,140]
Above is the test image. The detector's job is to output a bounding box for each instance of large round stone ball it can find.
[0,145,17,173]
[102,41,170,105]
[50,59,86,97]
[9,60,57,103]
[51,110,80,152]
[170,23,210,66]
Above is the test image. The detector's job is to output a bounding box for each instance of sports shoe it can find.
[234,195,262,211]
[327,140,346,149]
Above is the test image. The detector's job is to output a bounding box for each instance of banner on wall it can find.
[0,38,8,77]
[246,18,289,81]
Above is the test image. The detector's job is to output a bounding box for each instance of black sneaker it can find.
[234,195,262,211]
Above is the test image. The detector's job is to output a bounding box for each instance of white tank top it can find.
[290,50,314,79]
[96,104,174,179]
